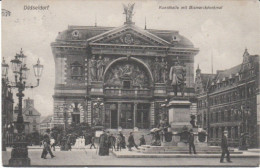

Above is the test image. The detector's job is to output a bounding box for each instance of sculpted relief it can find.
[90,56,110,82]
[104,61,149,87]
[153,57,167,83]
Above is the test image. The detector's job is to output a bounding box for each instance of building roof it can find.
[55,24,194,48]
[200,73,216,89]
[22,106,41,116]
[215,64,241,81]
[199,49,259,93]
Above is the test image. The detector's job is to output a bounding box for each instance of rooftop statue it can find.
[123,3,135,24]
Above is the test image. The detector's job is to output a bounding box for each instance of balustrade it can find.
[104,88,151,96]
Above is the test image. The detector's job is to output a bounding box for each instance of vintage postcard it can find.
[1,0,260,167]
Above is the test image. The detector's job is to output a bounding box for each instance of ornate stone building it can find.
[195,49,260,147]
[51,6,199,129]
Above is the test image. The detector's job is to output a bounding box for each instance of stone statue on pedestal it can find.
[123,3,135,24]
[161,58,167,83]
[90,56,97,81]
[153,57,161,83]
[97,56,105,81]
[169,59,186,96]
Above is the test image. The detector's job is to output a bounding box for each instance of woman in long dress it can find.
[99,131,109,156]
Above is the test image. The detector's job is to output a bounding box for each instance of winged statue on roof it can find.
[123,3,135,23]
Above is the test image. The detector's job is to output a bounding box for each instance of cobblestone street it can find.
[2,147,259,166]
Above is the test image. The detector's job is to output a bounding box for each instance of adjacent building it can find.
[195,49,260,147]
[51,5,199,129]
[13,98,41,134]
[2,78,14,149]
[40,115,54,134]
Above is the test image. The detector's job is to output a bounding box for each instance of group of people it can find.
[96,130,146,156]
[40,128,232,163]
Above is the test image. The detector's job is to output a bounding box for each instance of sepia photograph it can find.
[1,0,260,166]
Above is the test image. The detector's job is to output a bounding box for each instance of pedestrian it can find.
[51,138,56,151]
[139,135,146,146]
[220,130,232,163]
[127,132,139,151]
[116,134,122,151]
[98,130,109,156]
[67,135,72,151]
[90,136,96,149]
[188,129,196,154]
[41,129,55,159]
[108,133,116,151]
[41,141,48,159]
[119,131,126,149]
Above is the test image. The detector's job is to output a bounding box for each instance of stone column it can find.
[118,102,121,128]
[87,100,92,126]
[134,103,137,128]
[150,102,155,128]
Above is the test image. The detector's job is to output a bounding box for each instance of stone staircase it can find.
[138,145,243,154]
[106,129,152,145]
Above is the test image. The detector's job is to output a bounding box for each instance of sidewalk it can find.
[112,148,260,158]
[2,147,259,166]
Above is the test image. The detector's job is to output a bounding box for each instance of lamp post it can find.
[5,48,44,166]
[160,99,168,124]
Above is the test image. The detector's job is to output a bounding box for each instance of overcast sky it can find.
[2,0,260,117]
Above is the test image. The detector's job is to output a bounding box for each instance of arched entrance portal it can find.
[103,58,152,129]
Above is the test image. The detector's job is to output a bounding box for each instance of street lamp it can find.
[7,48,43,166]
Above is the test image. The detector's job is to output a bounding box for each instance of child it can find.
[90,136,96,149]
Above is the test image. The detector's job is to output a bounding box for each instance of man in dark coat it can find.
[98,130,109,156]
[188,129,196,154]
[41,129,55,159]
[127,132,139,151]
[220,130,232,163]
[119,132,126,149]
[108,133,116,151]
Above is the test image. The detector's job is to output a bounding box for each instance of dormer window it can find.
[71,61,83,80]
[29,110,33,115]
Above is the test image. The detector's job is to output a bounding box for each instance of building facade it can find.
[195,49,260,147]
[13,98,41,134]
[51,6,199,129]
[2,78,14,150]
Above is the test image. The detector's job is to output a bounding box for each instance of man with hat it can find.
[127,132,139,151]
[188,129,196,154]
[220,130,232,163]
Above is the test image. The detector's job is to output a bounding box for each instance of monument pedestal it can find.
[167,97,192,132]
